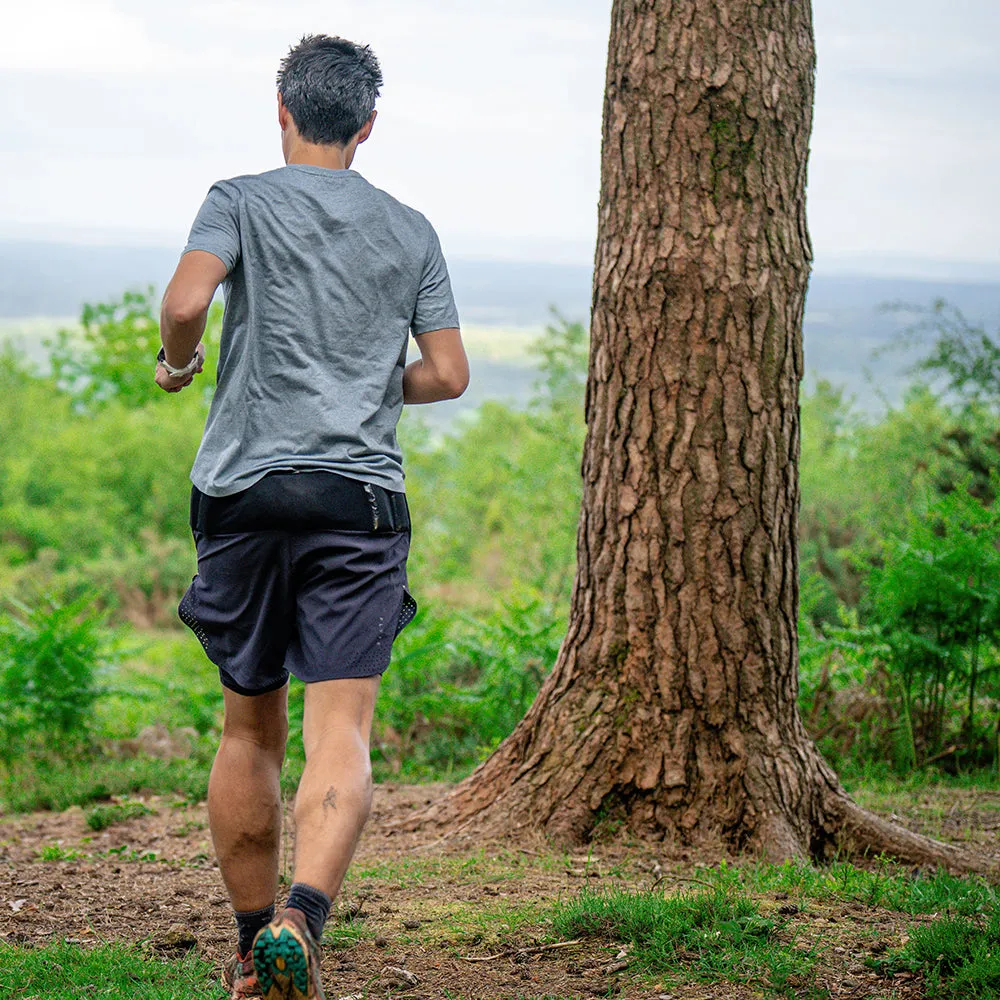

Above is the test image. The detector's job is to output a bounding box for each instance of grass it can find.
[704,857,999,917]
[85,800,156,831]
[1,752,213,813]
[546,886,821,997]
[873,910,1000,999]
[0,941,225,999]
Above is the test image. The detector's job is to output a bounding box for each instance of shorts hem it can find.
[219,668,290,697]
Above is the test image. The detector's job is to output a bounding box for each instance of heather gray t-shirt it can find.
[182,164,460,497]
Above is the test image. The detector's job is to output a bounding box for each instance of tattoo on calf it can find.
[322,786,338,813]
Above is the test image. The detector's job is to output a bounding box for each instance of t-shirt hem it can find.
[191,463,405,498]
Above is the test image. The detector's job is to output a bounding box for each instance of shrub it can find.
[0,593,116,759]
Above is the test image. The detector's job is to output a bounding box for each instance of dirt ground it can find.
[2,782,998,999]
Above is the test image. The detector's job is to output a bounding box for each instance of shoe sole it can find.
[253,921,314,1000]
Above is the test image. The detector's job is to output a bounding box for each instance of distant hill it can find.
[1,239,998,413]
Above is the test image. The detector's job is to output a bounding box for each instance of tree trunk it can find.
[410,0,987,871]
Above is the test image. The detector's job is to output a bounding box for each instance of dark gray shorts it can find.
[178,529,416,695]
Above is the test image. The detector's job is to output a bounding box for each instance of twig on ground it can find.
[412,817,476,852]
[461,938,583,963]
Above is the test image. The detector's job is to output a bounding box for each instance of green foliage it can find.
[875,911,1000,999]
[0,594,115,759]
[867,478,1000,765]
[548,886,815,995]
[0,941,225,999]
[85,799,156,831]
[402,315,585,605]
[883,299,1000,409]
[710,857,998,918]
[46,286,221,409]
[367,596,564,779]
[0,750,212,813]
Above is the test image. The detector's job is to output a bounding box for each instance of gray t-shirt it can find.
[181,164,460,497]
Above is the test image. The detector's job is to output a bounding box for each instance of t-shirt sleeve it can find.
[182,181,241,274]
[411,225,460,335]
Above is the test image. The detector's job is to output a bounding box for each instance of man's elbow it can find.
[161,289,210,327]
[442,366,470,399]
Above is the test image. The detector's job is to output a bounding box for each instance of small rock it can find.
[374,935,389,948]
[154,923,197,951]
[778,903,799,915]
[385,966,419,987]
[402,919,421,929]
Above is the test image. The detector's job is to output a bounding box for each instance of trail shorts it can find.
[178,528,416,695]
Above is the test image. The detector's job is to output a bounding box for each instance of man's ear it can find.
[277,92,290,132]
[356,110,377,145]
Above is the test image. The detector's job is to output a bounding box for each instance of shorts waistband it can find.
[190,470,410,535]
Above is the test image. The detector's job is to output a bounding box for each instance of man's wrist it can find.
[157,346,201,379]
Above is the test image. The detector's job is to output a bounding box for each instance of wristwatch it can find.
[156,346,201,380]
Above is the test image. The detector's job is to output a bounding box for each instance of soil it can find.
[2,782,997,999]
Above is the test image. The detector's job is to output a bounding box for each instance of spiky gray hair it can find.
[276,34,383,146]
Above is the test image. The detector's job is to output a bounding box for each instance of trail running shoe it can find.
[252,907,325,1000]
[222,950,263,998]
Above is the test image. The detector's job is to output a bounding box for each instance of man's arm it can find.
[156,250,228,392]
[403,327,469,404]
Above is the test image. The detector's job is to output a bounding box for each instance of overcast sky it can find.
[1,0,997,277]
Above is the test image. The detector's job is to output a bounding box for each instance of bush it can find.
[0,594,116,759]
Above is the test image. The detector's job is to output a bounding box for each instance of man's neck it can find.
[286,142,350,171]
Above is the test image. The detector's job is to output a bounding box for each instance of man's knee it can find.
[221,684,290,756]
[301,676,380,759]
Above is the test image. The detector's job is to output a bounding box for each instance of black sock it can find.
[234,904,274,957]
[285,882,332,941]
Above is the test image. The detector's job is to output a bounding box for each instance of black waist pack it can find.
[190,470,410,535]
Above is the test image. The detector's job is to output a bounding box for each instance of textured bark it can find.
[410,0,987,870]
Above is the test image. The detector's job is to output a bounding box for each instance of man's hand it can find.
[155,343,206,393]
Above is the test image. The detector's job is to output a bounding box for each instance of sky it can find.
[0,0,997,278]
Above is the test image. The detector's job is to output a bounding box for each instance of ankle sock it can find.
[234,903,274,957]
[285,882,332,941]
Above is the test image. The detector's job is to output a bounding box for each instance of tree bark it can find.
[410,0,988,871]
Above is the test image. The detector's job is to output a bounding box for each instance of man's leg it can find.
[251,676,379,999]
[292,675,380,897]
[208,684,289,913]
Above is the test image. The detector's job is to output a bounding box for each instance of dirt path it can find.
[2,782,997,998]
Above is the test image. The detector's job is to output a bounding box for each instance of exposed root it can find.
[823,793,997,875]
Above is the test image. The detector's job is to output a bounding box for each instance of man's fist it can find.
[155,343,206,393]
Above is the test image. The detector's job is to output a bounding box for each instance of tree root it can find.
[821,792,996,875]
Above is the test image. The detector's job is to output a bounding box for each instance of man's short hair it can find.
[276,34,383,146]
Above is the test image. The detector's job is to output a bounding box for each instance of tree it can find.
[412,0,982,868]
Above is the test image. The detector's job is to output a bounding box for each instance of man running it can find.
[155,34,468,1000]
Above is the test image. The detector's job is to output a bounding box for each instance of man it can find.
[156,33,468,1000]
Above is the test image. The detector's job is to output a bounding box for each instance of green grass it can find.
[874,911,1000,999]
[546,886,822,997]
[705,857,998,917]
[85,800,156,831]
[1,752,213,813]
[0,941,225,999]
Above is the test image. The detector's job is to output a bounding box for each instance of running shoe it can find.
[222,950,263,998]
[252,907,325,1000]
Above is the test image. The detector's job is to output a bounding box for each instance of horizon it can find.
[2,0,998,272]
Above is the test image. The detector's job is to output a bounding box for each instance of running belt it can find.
[189,470,410,535]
